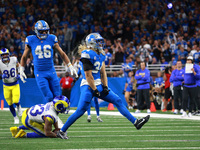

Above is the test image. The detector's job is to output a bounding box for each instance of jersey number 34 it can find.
[35,45,51,59]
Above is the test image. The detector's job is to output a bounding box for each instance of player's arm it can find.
[54,43,78,77]
[100,62,110,96]
[20,44,31,67]
[100,62,108,87]
[54,43,70,64]
[43,116,57,138]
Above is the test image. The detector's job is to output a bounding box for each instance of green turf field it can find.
[0,110,200,150]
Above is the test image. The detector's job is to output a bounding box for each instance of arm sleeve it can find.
[80,58,93,71]
[142,70,150,81]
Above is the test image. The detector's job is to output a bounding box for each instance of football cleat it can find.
[97,116,103,122]
[147,109,151,113]
[57,131,68,139]
[188,112,192,117]
[135,109,141,113]
[181,111,187,117]
[17,105,22,117]
[14,116,19,124]
[87,115,91,122]
[10,126,19,137]
[15,129,26,138]
[174,109,178,114]
[134,115,150,130]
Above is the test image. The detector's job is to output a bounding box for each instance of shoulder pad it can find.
[81,49,95,59]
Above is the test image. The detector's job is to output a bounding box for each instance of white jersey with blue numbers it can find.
[0,57,18,84]
[80,49,105,87]
[27,102,58,124]
[25,34,58,71]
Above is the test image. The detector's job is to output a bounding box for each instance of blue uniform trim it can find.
[3,81,18,86]
[25,115,46,136]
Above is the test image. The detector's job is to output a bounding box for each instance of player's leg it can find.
[3,85,19,124]
[12,84,22,116]
[87,103,91,122]
[49,72,61,98]
[60,85,92,133]
[16,109,46,138]
[93,97,103,122]
[101,88,150,129]
[35,74,53,102]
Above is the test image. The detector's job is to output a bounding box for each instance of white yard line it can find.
[49,148,200,150]
[1,109,200,120]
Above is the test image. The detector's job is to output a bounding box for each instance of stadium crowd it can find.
[0,0,200,114]
[0,0,200,66]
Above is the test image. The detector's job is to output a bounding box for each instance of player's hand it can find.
[19,66,27,83]
[94,89,100,97]
[103,85,110,96]
[2,74,7,79]
[16,74,20,80]
[67,63,78,78]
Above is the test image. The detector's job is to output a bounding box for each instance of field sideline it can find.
[0,109,200,150]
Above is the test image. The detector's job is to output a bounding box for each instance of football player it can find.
[19,20,77,127]
[78,61,103,122]
[57,33,150,139]
[0,48,22,124]
[10,95,70,138]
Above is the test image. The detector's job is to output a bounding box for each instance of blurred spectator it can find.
[60,71,74,100]
[135,62,151,113]
[104,48,112,67]
[64,24,73,54]
[24,57,34,78]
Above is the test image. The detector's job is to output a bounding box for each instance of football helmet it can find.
[34,20,50,39]
[53,96,70,114]
[85,33,105,51]
[0,48,10,63]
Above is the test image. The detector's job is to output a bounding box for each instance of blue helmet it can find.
[0,48,10,63]
[34,20,50,39]
[85,33,105,51]
[53,96,70,114]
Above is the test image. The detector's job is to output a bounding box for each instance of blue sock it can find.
[19,125,28,130]
[87,104,91,116]
[94,97,99,116]
[14,103,19,107]
[9,105,16,117]
[27,132,46,138]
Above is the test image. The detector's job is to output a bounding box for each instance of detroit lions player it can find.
[0,48,22,124]
[57,33,150,139]
[77,61,103,122]
[10,95,70,138]
[20,20,77,102]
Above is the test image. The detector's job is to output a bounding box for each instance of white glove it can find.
[67,63,78,78]
[19,66,27,83]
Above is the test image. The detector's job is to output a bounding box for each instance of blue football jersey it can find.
[25,34,58,71]
[80,49,105,86]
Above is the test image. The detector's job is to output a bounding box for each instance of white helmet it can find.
[85,33,105,51]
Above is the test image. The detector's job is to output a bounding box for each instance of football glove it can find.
[94,89,100,97]
[19,66,27,83]
[16,74,20,80]
[102,85,110,96]
[2,74,7,79]
[67,63,78,78]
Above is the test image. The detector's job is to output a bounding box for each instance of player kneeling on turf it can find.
[10,96,69,138]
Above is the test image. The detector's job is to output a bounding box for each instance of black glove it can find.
[102,85,110,96]
[122,90,125,95]
[94,89,100,97]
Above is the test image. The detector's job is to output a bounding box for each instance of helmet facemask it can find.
[35,20,50,39]
[0,48,10,64]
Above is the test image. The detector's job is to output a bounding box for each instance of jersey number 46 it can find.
[35,45,51,59]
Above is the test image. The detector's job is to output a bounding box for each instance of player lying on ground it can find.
[57,33,150,139]
[10,96,69,138]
